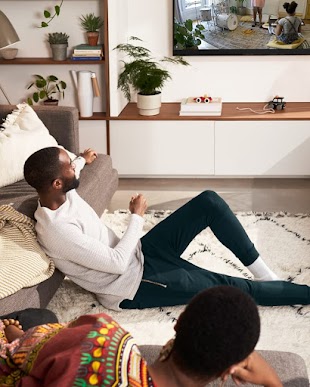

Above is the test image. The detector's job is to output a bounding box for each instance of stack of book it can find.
[71,44,103,61]
[179,97,222,116]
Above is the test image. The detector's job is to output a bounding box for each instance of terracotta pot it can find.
[87,32,99,46]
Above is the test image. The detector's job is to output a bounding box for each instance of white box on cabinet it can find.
[110,121,215,176]
[215,121,310,176]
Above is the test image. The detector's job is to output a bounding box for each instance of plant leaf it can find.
[41,22,48,28]
[55,5,60,16]
[44,10,51,18]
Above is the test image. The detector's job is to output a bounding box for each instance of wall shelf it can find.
[0,58,105,65]
[79,112,107,120]
[112,102,310,121]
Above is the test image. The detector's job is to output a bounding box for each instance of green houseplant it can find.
[27,74,67,105]
[47,32,69,61]
[39,0,64,28]
[174,19,205,49]
[114,36,189,116]
[79,13,103,46]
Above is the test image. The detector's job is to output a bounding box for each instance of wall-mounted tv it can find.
[173,0,310,56]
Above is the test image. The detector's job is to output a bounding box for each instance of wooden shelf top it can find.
[79,112,107,120]
[112,102,310,121]
[0,58,105,65]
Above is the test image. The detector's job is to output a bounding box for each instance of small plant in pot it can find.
[47,32,69,61]
[114,36,189,116]
[236,0,247,15]
[174,19,205,49]
[79,13,103,46]
[27,74,66,106]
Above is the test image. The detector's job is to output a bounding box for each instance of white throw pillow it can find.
[0,103,60,188]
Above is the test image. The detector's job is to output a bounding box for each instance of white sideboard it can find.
[109,103,310,177]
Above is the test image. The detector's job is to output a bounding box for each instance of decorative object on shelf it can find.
[267,96,286,110]
[173,18,205,50]
[26,74,67,106]
[0,10,20,104]
[47,32,69,61]
[71,43,103,61]
[114,36,189,116]
[0,48,18,60]
[39,0,64,28]
[79,13,103,47]
[179,97,222,116]
[71,70,100,117]
[0,11,20,49]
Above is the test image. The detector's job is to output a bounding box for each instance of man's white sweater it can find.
[34,190,145,310]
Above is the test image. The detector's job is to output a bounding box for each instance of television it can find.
[173,0,310,56]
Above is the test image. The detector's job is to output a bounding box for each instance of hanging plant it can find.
[39,0,64,28]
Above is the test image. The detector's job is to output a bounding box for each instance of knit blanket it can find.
[0,205,55,299]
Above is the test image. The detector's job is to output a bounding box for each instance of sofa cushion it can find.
[0,103,58,188]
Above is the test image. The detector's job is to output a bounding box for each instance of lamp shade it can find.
[0,11,20,49]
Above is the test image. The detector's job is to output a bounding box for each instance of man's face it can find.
[58,149,80,193]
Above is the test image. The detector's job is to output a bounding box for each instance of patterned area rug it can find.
[203,21,272,49]
[47,210,310,373]
[202,20,310,49]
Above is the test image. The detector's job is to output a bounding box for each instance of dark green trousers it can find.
[120,191,310,309]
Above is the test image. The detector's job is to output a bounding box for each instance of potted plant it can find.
[27,74,67,106]
[114,36,189,116]
[79,13,103,46]
[47,32,69,61]
[174,19,205,50]
[236,0,247,15]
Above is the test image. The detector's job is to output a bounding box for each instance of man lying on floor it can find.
[23,147,310,311]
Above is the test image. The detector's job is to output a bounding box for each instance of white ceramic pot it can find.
[137,92,161,116]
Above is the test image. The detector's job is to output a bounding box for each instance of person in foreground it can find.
[0,286,282,387]
[24,147,310,311]
[275,1,303,44]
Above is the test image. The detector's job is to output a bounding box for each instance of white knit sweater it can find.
[34,189,144,311]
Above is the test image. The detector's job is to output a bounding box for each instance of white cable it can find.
[236,103,275,114]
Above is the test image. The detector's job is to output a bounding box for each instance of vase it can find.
[137,92,161,116]
[87,32,99,46]
[71,70,94,117]
[50,44,68,61]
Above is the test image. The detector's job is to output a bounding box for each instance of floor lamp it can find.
[0,10,20,104]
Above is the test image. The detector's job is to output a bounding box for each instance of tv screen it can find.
[173,0,310,55]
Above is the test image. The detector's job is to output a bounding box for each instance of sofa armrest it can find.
[138,346,309,386]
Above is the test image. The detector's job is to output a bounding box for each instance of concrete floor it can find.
[108,178,310,213]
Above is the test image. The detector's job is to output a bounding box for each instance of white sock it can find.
[247,256,280,281]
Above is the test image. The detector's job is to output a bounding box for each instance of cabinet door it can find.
[110,121,214,176]
[215,121,310,176]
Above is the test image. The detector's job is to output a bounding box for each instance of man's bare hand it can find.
[227,351,282,387]
[129,193,147,217]
[80,148,98,164]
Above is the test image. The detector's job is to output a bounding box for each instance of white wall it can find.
[120,0,310,107]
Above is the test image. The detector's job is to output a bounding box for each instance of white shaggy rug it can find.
[47,210,310,374]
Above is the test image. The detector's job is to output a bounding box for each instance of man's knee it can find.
[198,190,229,211]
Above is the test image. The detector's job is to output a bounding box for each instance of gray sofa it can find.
[139,346,309,386]
[0,105,118,315]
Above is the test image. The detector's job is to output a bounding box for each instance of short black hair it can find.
[24,147,61,191]
[283,1,298,13]
[172,286,260,381]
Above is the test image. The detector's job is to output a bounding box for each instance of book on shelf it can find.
[180,97,222,112]
[73,43,103,56]
[71,56,102,61]
[74,44,103,51]
[73,50,102,55]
